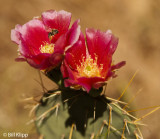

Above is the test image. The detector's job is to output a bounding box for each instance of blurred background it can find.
[0,0,160,138]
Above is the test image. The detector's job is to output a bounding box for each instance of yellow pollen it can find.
[77,55,103,78]
[40,43,54,54]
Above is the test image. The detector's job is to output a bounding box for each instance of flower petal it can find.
[11,24,22,44]
[50,20,81,66]
[61,60,69,78]
[65,32,86,70]
[54,19,81,53]
[111,61,126,71]
[65,20,81,50]
[77,77,105,92]
[61,59,77,80]
[42,10,71,42]
[86,28,119,78]
[12,19,50,57]
[26,53,52,69]
[20,19,49,55]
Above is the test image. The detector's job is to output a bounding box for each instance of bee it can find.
[48,29,59,38]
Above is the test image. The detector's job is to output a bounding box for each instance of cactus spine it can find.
[35,69,141,139]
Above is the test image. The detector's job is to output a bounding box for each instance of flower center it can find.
[77,55,103,78]
[40,43,54,54]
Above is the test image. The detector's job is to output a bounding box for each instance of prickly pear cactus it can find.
[11,9,143,139]
[35,70,138,139]
[35,90,137,139]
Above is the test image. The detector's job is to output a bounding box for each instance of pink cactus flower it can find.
[11,10,80,70]
[61,29,125,92]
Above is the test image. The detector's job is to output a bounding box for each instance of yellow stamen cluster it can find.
[40,43,54,54]
[77,55,103,78]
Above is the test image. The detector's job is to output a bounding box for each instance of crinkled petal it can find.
[65,20,81,50]
[77,77,105,92]
[50,20,81,66]
[62,59,77,80]
[26,53,52,69]
[105,61,126,80]
[11,25,30,56]
[42,10,71,42]
[11,19,50,57]
[11,24,22,44]
[111,61,126,71]
[86,28,119,78]
[50,52,64,67]
[15,56,26,62]
[54,20,81,53]
[64,32,86,70]
[20,19,50,56]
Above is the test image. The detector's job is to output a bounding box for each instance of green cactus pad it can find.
[35,89,137,139]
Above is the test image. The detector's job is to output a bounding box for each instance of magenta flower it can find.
[61,29,126,92]
[11,10,80,70]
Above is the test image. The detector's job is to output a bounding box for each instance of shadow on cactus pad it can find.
[35,89,137,139]
[62,89,110,135]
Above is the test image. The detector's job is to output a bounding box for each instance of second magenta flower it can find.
[61,29,125,92]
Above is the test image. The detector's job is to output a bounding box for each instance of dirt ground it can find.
[0,0,160,138]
